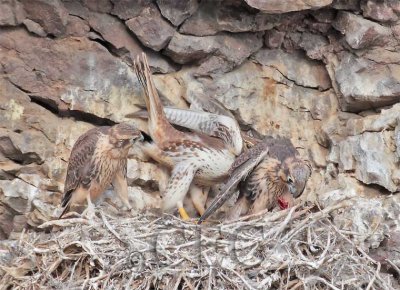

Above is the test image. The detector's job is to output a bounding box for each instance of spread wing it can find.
[126,107,243,155]
[198,141,270,224]
[61,127,107,207]
[163,107,243,155]
[186,93,236,119]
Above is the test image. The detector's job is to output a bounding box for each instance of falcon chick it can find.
[199,136,311,222]
[59,123,143,219]
[133,53,242,219]
[235,137,311,218]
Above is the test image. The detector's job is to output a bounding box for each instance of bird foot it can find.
[81,204,96,220]
[178,206,191,221]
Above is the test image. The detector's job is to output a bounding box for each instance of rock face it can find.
[253,49,331,90]
[156,0,198,26]
[334,53,400,112]
[126,4,175,51]
[244,0,333,13]
[333,11,393,49]
[1,1,400,274]
[20,0,68,37]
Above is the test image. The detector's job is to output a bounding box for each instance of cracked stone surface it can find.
[1,1,400,272]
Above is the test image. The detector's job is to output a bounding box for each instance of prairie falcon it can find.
[199,136,311,223]
[133,53,243,219]
[59,123,143,218]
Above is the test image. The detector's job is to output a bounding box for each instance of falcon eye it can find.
[287,176,294,184]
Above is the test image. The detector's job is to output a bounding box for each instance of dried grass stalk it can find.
[0,200,396,290]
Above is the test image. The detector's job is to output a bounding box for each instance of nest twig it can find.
[0,200,396,290]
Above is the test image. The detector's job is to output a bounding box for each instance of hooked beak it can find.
[290,182,306,198]
[288,183,296,195]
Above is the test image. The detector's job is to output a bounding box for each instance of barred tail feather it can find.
[133,53,175,142]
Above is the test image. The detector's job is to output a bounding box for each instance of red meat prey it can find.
[278,196,289,209]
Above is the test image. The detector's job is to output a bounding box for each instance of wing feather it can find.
[61,127,108,207]
[198,144,269,224]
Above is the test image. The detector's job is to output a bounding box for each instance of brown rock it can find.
[126,5,175,51]
[22,19,46,37]
[390,0,400,13]
[84,12,176,73]
[165,32,262,75]
[88,12,142,53]
[0,204,14,239]
[362,47,400,63]
[0,28,142,121]
[156,0,199,26]
[244,0,333,13]
[0,2,16,26]
[333,11,392,49]
[331,0,360,10]
[334,52,400,112]
[361,0,398,22]
[83,0,112,13]
[264,29,285,48]
[164,34,217,63]
[65,15,90,37]
[20,0,68,37]
[253,49,331,90]
[0,0,25,26]
[311,9,336,23]
[111,0,150,20]
[336,131,398,192]
[299,33,329,60]
[179,0,279,36]
[62,0,90,20]
[393,24,400,40]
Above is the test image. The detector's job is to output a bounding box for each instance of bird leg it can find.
[112,172,132,210]
[161,162,197,221]
[81,194,96,219]
[189,184,209,216]
[177,200,190,221]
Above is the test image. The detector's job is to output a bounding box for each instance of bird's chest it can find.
[94,155,121,186]
[193,148,235,183]
[244,165,288,202]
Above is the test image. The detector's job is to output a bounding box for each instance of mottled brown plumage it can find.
[60,123,143,218]
[133,53,243,218]
[199,136,311,222]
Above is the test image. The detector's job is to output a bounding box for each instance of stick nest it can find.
[0,200,396,290]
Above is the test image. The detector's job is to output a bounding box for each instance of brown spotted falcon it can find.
[133,53,243,219]
[199,136,312,223]
[59,123,143,219]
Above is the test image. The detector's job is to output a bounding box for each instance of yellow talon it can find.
[178,207,190,220]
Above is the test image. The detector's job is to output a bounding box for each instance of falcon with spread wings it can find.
[133,53,243,219]
[60,123,143,219]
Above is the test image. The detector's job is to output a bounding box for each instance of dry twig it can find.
[0,200,396,289]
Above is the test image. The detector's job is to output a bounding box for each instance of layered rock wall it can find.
[1,0,400,241]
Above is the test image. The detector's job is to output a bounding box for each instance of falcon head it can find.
[281,158,312,198]
[108,123,143,158]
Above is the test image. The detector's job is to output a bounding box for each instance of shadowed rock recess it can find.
[1,0,400,284]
